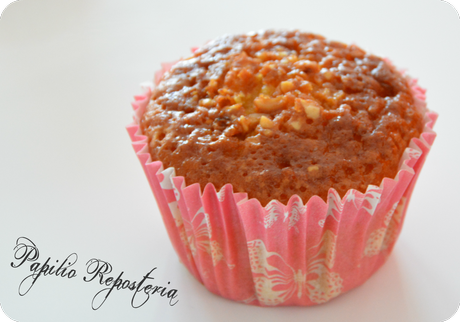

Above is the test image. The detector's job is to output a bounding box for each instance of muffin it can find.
[127,30,437,306]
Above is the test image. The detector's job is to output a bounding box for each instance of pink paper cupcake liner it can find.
[126,63,437,306]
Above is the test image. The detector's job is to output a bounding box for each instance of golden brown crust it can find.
[141,30,424,206]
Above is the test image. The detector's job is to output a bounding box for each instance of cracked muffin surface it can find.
[140,30,425,206]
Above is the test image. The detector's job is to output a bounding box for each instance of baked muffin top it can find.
[140,30,425,206]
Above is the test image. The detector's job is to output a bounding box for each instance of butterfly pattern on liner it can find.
[264,198,305,230]
[183,207,235,269]
[246,230,343,306]
[364,197,407,257]
[319,190,343,227]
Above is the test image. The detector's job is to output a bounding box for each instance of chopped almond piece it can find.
[225,103,243,114]
[200,98,216,107]
[259,116,274,129]
[239,115,250,132]
[254,95,285,113]
[299,99,321,120]
[289,120,302,130]
[280,81,295,93]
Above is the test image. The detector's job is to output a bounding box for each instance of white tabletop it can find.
[0,0,459,321]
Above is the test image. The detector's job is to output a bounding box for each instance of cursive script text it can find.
[11,237,78,296]
[83,258,178,310]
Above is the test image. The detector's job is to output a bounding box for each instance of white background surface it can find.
[0,0,459,321]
